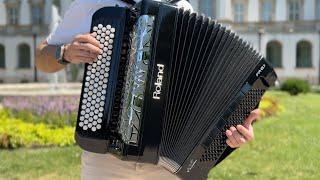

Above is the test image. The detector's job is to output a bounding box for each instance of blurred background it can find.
[0,0,319,179]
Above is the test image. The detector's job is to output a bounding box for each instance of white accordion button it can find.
[96,124,101,130]
[93,26,98,31]
[98,24,103,29]
[79,122,84,127]
[110,28,115,33]
[106,25,111,29]
[102,27,107,32]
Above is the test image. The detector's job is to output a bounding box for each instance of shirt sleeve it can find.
[46,0,89,45]
[174,0,194,12]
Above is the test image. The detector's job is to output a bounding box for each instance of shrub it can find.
[0,114,75,149]
[259,95,284,118]
[1,96,79,127]
[280,78,310,95]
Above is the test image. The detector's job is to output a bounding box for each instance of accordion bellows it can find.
[75,1,277,179]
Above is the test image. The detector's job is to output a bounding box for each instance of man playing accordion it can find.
[36,0,260,179]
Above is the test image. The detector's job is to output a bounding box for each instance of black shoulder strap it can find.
[121,0,136,5]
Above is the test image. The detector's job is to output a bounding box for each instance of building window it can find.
[7,6,19,25]
[266,41,282,68]
[199,0,216,17]
[261,0,273,22]
[0,45,5,69]
[288,0,302,21]
[296,41,312,68]
[233,2,245,23]
[31,4,43,25]
[316,0,320,19]
[18,44,31,69]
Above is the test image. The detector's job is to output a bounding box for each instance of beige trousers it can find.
[81,151,180,180]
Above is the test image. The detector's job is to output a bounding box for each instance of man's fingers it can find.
[74,49,98,60]
[230,126,246,146]
[226,139,236,148]
[74,55,96,63]
[74,34,101,48]
[237,125,254,141]
[75,42,102,55]
[226,129,239,147]
[244,109,261,128]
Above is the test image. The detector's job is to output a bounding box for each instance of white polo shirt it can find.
[47,0,193,45]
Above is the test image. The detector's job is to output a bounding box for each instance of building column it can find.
[304,0,315,20]
[0,3,6,25]
[275,0,286,21]
[217,0,232,21]
[248,0,259,22]
[19,0,31,25]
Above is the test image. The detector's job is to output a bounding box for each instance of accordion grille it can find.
[199,89,265,163]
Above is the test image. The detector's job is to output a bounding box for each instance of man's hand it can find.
[64,33,102,64]
[226,109,260,148]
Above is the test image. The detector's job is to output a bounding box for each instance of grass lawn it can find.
[0,91,319,179]
[0,146,81,180]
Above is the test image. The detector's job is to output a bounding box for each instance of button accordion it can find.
[75,0,277,179]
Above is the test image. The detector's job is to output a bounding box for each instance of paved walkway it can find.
[0,83,81,96]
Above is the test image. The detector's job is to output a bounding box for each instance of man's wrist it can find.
[56,45,70,65]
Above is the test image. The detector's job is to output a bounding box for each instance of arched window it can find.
[296,41,312,68]
[0,44,5,68]
[266,41,282,68]
[18,44,31,69]
[199,0,216,17]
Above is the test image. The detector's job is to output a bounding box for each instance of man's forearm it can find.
[36,41,65,73]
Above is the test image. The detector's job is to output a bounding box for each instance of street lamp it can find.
[33,33,38,82]
[258,28,265,52]
[318,30,320,84]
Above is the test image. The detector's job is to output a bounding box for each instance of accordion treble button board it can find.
[76,7,128,143]
[79,23,115,132]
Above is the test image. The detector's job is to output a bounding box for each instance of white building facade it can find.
[190,0,320,84]
[0,0,73,83]
[1,0,319,84]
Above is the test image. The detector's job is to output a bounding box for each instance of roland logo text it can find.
[153,64,164,100]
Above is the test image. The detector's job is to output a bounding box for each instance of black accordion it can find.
[75,0,277,179]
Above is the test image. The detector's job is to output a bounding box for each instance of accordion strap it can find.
[119,0,189,6]
[121,0,136,5]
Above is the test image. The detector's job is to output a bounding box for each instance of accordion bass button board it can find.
[75,0,278,179]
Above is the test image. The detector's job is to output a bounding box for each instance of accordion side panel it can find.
[75,7,129,154]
